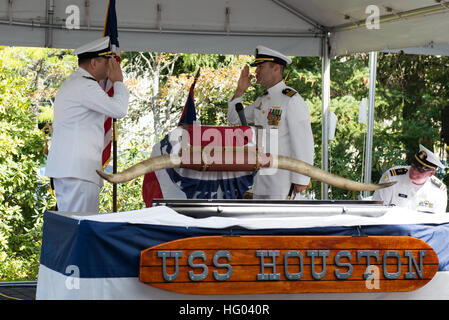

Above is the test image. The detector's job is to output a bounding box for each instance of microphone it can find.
[235,102,247,126]
[286,183,295,200]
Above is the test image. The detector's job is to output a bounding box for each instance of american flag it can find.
[178,69,200,125]
[142,125,257,207]
[102,0,119,170]
[142,74,255,207]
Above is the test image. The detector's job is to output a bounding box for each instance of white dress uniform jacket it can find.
[372,165,447,214]
[45,68,129,187]
[228,81,314,198]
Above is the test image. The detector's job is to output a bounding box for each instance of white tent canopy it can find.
[1,0,448,198]
[1,0,449,57]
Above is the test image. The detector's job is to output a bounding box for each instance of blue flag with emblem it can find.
[103,0,119,48]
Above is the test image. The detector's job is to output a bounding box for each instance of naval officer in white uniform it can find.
[45,36,129,213]
[373,144,447,214]
[227,46,314,199]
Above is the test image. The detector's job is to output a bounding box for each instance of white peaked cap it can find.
[414,144,445,169]
[73,36,113,59]
[251,45,292,66]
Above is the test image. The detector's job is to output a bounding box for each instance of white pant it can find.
[53,178,100,213]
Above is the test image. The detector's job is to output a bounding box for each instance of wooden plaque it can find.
[139,235,439,295]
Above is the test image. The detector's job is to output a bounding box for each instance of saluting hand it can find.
[107,57,124,83]
[233,65,253,99]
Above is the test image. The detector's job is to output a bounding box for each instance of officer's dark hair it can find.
[268,62,285,75]
[78,56,105,67]
[78,57,92,66]
[279,64,285,74]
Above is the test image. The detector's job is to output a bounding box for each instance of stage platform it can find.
[0,281,36,300]
[36,200,449,299]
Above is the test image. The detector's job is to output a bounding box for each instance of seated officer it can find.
[372,144,447,214]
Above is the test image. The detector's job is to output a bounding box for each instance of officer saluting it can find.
[45,36,129,213]
[227,45,314,199]
[373,144,447,214]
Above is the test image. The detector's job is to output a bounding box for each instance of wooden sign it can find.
[139,235,439,295]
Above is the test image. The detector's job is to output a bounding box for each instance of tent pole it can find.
[321,33,330,200]
[44,0,55,47]
[363,51,378,198]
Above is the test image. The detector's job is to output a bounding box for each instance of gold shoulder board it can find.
[431,176,447,191]
[282,88,297,97]
[389,168,408,176]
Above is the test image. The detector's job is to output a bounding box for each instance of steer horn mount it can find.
[96,146,395,192]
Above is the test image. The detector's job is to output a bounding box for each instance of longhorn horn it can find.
[276,155,393,191]
[96,147,394,191]
[96,154,181,184]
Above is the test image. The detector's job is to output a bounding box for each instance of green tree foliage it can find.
[376,53,449,160]
[0,47,73,280]
[99,138,149,213]
[287,53,449,199]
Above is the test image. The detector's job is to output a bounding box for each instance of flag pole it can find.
[194,67,201,84]
[113,119,117,212]
[102,0,120,212]
[111,50,119,213]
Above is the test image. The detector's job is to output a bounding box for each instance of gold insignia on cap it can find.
[98,51,114,58]
[414,150,437,170]
[254,57,275,64]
